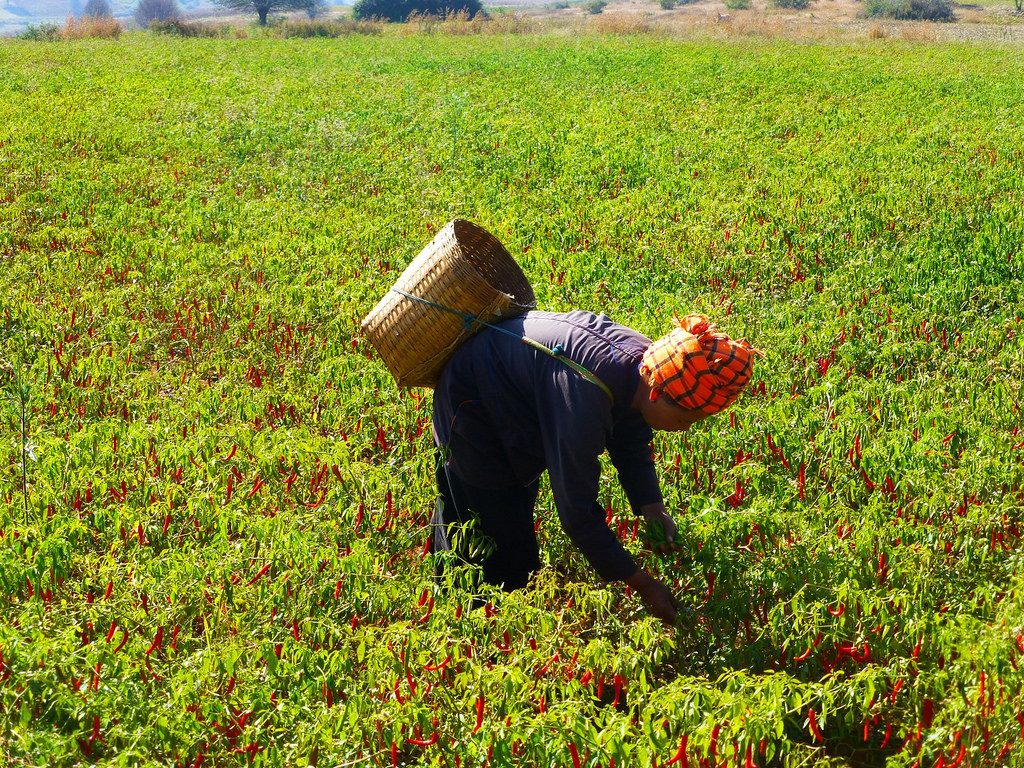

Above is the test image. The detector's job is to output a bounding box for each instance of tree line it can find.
[80,0,481,27]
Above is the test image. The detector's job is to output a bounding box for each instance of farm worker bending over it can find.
[431,310,762,623]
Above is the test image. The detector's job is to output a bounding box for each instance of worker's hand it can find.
[625,569,680,626]
[639,502,679,554]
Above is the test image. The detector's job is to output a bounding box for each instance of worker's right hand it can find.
[625,569,679,626]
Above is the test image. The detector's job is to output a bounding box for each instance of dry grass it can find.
[278,18,384,36]
[60,14,123,39]
[402,10,540,34]
[898,19,942,37]
[584,11,660,33]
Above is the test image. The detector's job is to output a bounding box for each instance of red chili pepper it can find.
[808,709,823,742]
[795,646,813,662]
[880,723,892,748]
[292,620,300,642]
[948,743,966,767]
[664,734,688,767]
[247,564,271,585]
[391,741,398,768]
[417,596,434,624]
[106,621,117,643]
[113,629,129,653]
[828,603,845,616]
[145,626,163,655]
[891,679,904,703]
[408,733,438,747]
[569,742,581,768]
[424,654,452,672]
[473,695,484,734]
[246,475,264,499]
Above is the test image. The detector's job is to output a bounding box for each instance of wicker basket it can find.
[361,219,536,389]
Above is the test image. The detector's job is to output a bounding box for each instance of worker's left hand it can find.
[639,502,679,554]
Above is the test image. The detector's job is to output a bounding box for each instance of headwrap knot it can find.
[640,313,764,415]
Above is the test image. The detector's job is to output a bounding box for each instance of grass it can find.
[1,30,1023,767]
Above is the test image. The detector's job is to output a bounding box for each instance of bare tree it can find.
[213,0,314,24]
[83,0,113,17]
[136,0,180,26]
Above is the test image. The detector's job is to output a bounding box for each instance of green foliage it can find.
[659,0,676,9]
[768,0,810,9]
[149,17,223,34]
[864,0,955,20]
[352,0,483,22]
[16,22,61,39]
[584,0,608,12]
[1,33,1024,768]
[278,18,383,35]
[213,0,316,25]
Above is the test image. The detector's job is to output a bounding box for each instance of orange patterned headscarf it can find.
[640,314,764,415]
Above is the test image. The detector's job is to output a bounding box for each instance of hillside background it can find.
[0,0,218,33]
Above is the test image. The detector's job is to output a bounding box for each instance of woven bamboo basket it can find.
[361,219,536,389]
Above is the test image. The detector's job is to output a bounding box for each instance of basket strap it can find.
[391,288,613,402]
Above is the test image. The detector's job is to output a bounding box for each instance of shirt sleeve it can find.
[534,366,639,582]
[606,411,663,513]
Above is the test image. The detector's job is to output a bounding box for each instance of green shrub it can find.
[768,0,810,9]
[864,0,954,19]
[659,0,676,8]
[723,0,750,9]
[17,22,61,40]
[149,18,223,35]
[352,0,482,22]
[278,18,383,35]
[583,0,607,12]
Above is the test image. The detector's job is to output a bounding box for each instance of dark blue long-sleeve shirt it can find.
[431,310,662,581]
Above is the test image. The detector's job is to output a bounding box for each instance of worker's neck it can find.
[630,380,651,411]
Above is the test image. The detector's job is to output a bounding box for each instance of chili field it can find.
[1,30,1023,768]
